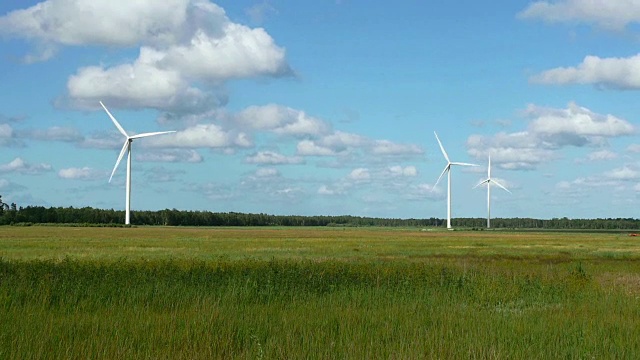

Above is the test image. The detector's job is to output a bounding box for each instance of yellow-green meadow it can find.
[1,226,639,358]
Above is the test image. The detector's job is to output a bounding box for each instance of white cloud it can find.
[317,184,345,196]
[527,102,635,141]
[58,167,104,180]
[79,133,122,149]
[468,103,635,170]
[518,0,640,31]
[467,133,556,170]
[0,123,18,147]
[162,25,288,80]
[0,178,27,192]
[26,126,84,142]
[371,140,423,156]
[321,131,367,149]
[136,149,203,163]
[296,140,336,156]
[347,168,370,182]
[586,149,617,161]
[627,144,640,153]
[606,166,640,181]
[236,104,330,137]
[245,151,303,165]
[389,165,418,177]
[0,0,190,47]
[0,123,13,138]
[530,54,640,90]
[294,131,367,157]
[145,124,252,149]
[2,1,291,112]
[66,48,220,111]
[255,167,279,177]
[0,157,52,174]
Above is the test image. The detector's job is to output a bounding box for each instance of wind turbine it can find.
[473,155,511,228]
[433,131,478,229]
[100,101,176,225]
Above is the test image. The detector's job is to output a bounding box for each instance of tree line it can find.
[0,195,638,229]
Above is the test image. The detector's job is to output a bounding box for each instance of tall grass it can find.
[1,258,639,358]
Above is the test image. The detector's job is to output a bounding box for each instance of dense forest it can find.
[0,195,639,229]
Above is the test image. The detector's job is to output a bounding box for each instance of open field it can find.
[2,225,640,262]
[1,226,640,358]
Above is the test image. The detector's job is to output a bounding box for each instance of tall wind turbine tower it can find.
[433,131,477,229]
[473,155,511,228]
[100,101,176,225]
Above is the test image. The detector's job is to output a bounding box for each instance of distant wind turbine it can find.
[473,155,511,228]
[100,101,176,225]
[433,131,478,229]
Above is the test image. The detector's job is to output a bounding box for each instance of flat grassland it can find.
[1,226,640,359]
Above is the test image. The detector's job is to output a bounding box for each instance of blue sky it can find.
[1,0,639,220]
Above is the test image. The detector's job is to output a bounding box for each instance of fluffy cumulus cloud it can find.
[531,54,640,90]
[628,144,640,153]
[296,140,337,156]
[606,165,640,181]
[467,103,635,170]
[144,124,251,149]
[58,167,104,180]
[0,1,291,112]
[65,49,221,111]
[295,130,422,159]
[0,0,190,48]
[527,103,635,142]
[235,104,330,137]
[518,0,640,31]
[347,168,371,182]
[245,151,304,165]
[467,132,556,170]
[0,157,52,174]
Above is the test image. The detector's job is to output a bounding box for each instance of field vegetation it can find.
[1,226,640,358]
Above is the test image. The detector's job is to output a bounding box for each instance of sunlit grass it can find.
[1,226,639,262]
[1,226,640,358]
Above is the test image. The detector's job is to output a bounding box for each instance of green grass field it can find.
[1,226,640,358]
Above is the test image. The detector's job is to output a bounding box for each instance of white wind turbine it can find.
[433,131,478,229]
[100,101,176,225]
[473,155,511,228]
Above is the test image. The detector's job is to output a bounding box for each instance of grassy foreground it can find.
[1,226,640,358]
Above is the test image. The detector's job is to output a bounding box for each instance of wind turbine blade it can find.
[487,155,492,178]
[433,131,450,163]
[109,141,129,183]
[473,179,489,189]
[433,165,449,189]
[130,130,176,139]
[492,179,512,194]
[100,101,128,137]
[450,162,478,167]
